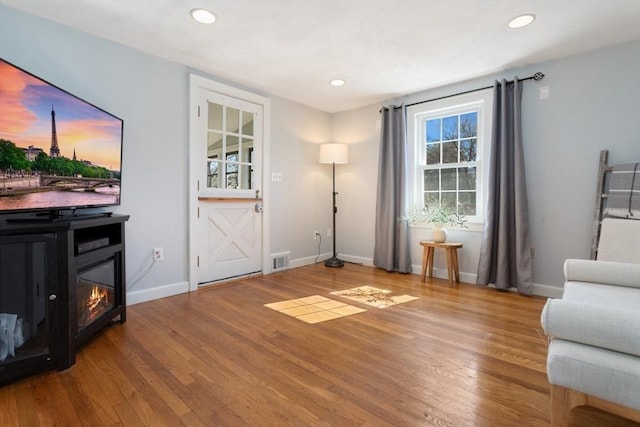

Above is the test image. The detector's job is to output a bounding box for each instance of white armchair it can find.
[540,218,640,425]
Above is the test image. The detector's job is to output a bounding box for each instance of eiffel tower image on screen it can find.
[50,106,61,158]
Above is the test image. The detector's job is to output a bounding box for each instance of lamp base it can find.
[324,256,344,268]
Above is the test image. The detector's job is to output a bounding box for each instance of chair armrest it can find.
[541,298,640,357]
[564,259,640,289]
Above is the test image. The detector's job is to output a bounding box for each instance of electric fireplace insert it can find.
[77,258,116,332]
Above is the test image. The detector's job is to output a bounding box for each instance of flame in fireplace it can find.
[87,285,109,318]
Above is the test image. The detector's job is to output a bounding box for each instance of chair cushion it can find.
[541,298,640,357]
[564,259,640,289]
[547,339,640,411]
[563,281,640,309]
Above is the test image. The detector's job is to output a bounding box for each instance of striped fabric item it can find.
[605,162,640,219]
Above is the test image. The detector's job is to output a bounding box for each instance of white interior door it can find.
[193,88,263,286]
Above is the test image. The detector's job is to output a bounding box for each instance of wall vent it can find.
[271,251,290,272]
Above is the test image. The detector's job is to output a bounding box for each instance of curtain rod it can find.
[395,72,545,110]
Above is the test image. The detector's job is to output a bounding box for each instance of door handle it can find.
[255,202,263,213]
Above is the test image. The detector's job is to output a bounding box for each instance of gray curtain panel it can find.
[373,105,412,273]
[476,78,533,294]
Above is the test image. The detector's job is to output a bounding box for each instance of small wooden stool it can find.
[420,241,463,287]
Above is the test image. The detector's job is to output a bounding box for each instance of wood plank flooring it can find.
[0,263,637,426]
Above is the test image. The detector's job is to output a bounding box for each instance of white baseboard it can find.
[410,262,477,284]
[290,253,375,269]
[289,253,330,269]
[127,281,189,306]
[409,260,563,297]
[340,254,374,267]
[279,251,564,299]
[532,283,563,298]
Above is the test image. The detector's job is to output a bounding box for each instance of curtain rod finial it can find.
[533,72,545,81]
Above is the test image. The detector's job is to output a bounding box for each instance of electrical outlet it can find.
[314,230,320,240]
[327,228,332,238]
[153,247,164,262]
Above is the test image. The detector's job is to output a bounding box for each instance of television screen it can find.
[0,58,123,216]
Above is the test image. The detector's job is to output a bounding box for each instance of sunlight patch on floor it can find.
[264,295,366,324]
[331,286,419,308]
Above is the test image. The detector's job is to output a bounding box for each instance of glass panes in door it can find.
[206,102,255,190]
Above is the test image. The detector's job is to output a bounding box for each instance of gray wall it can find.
[1,5,190,298]
[332,38,640,291]
[523,40,640,287]
[269,97,332,263]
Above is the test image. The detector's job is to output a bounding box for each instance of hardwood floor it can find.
[0,263,637,426]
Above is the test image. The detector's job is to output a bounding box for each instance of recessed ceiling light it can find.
[508,14,535,29]
[190,8,216,24]
[330,79,345,87]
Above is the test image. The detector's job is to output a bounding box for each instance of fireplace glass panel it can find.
[77,259,115,331]
[0,241,49,364]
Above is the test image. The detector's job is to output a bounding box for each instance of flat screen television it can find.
[0,57,123,220]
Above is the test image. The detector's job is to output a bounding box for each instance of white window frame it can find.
[407,89,492,228]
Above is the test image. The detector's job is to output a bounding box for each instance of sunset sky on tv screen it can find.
[0,59,122,171]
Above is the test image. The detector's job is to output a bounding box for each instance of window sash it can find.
[421,163,479,217]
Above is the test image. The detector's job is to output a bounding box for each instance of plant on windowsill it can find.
[403,204,467,242]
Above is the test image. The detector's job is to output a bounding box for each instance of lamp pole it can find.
[325,161,344,268]
[319,143,348,268]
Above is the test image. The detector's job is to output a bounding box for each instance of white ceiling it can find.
[3,0,640,113]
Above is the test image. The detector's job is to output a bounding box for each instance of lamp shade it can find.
[319,143,349,164]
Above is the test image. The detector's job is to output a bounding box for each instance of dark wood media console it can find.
[0,214,129,385]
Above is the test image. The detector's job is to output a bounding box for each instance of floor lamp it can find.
[319,143,349,268]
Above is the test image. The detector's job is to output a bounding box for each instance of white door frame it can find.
[188,74,271,291]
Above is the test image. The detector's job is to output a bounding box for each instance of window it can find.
[408,90,492,224]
